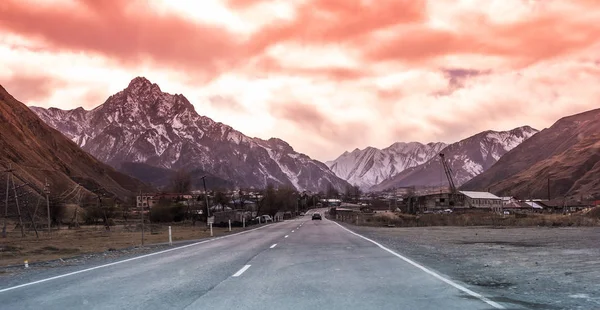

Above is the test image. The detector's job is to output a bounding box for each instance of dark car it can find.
[312,213,322,220]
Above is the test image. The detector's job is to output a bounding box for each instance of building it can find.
[460,191,502,211]
[136,195,158,209]
[537,199,594,213]
[501,196,518,205]
[415,192,463,212]
[136,193,194,209]
[320,198,342,207]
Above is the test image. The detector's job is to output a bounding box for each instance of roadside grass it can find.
[0,223,242,267]
[335,211,600,228]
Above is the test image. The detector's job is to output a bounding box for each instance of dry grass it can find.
[584,206,600,218]
[338,211,600,228]
[0,223,242,266]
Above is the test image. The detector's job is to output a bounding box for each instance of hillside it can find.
[118,162,234,190]
[462,108,600,199]
[0,84,149,201]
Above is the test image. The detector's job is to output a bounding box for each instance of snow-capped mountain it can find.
[326,142,447,190]
[30,77,350,192]
[370,126,539,191]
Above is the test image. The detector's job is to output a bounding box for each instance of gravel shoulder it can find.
[342,224,600,310]
[0,223,273,289]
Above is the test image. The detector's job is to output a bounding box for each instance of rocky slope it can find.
[0,85,148,202]
[462,109,600,199]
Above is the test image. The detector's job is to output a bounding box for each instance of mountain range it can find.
[31,77,350,192]
[0,84,148,201]
[462,109,600,200]
[326,142,447,190]
[368,126,539,191]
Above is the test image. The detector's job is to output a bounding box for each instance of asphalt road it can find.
[0,213,504,310]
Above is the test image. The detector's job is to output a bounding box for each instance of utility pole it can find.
[11,174,25,237]
[200,176,210,219]
[2,164,12,238]
[547,177,551,201]
[44,179,51,233]
[140,190,144,246]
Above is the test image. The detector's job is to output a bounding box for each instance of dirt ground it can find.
[345,225,600,310]
[0,223,242,267]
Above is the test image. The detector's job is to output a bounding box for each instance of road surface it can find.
[0,214,504,309]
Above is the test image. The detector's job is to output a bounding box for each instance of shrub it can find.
[149,204,187,223]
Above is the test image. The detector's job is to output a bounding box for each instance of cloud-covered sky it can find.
[2,0,600,161]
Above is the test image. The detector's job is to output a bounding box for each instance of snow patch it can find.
[462,158,484,176]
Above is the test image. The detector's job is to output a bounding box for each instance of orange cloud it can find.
[2,0,600,161]
[270,101,368,146]
[2,74,66,102]
[247,0,426,54]
[0,0,244,79]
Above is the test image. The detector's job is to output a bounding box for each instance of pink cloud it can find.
[2,0,600,161]
[1,74,66,103]
[0,0,244,79]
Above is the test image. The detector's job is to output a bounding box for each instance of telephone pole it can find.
[201,176,210,218]
[139,190,145,246]
[11,174,25,237]
[547,176,551,201]
[2,164,12,238]
[44,179,51,233]
[2,164,13,238]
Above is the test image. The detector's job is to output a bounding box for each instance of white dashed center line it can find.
[270,243,277,249]
[285,235,289,238]
[232,265,251,277]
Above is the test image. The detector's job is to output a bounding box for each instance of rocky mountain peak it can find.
[126,76,159,92]
[30,79,350,192]
[267,138,294,152]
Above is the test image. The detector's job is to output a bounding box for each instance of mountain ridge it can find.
[31,77,351,192]
[326,141,447,190]
[370,126,538,191]
[0,84,149,201]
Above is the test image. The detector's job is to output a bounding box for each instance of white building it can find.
[459,191,502,212]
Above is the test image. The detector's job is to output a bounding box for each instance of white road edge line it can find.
[270,243,277,249]
[232,265,251,277]
[0,223,277,293]
[331,221,505,310]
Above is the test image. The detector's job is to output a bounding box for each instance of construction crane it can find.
[439,153,457,206]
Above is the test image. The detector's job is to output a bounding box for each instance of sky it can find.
[1,0,600,162]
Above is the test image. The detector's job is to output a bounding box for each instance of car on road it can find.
[255,215,273,223]
[312,213,322,220]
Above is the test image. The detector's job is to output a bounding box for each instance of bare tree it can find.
[213,190,229,210]
[326,183,339,199]
[170,169,192,194]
